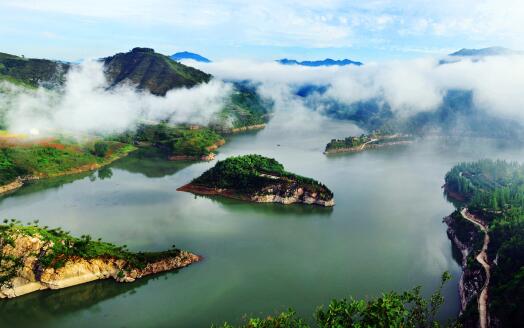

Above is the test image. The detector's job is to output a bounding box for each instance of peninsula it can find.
[0,221,199,298]
[0,135,136,195]
[443,159,524,327]
[324,133,414,154]
[178,154,335,206]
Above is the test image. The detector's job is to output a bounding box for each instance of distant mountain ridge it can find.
[170,51,211,63]
[449,46,518,57]
[276,58,363,67]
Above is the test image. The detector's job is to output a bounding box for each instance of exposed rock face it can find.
[0,178,23,195]
[178,183,335,207]
[0,232,199,299]
[228,124,266,134]
[252,184,335,206]
[443,214,484,327]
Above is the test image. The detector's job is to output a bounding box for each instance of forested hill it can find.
[0,52,69,88]
[103,47,211,95]
[445,159,524,327]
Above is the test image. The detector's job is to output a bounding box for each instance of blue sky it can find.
[0,0,522,62]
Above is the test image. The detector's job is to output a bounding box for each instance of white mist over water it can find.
[2,60,233,135]
[186,54,524,123]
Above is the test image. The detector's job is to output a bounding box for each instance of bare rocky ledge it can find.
[0,229,199,299]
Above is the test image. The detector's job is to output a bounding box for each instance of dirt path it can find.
[460,208,490,328]
[359,138,378,150]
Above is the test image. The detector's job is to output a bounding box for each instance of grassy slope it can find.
[0,140,135,185]
[0,52,69,88]
[103,47,211,96]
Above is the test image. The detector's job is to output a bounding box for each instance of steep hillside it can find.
[0,52,69,88]
[103,47,211,95]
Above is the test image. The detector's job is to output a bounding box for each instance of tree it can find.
[93,142,110,157]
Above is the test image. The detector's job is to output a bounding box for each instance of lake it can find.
[1,118,522,327]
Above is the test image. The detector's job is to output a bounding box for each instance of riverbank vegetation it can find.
[0,139,134,186]
[219,272,454,328]
[111,123,224,159]
[445,159,524,327]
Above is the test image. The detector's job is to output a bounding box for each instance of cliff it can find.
[443,212,485,327]
[177,154,335,206]
[0,225,199,298]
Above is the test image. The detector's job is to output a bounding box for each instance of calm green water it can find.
[1,119,523,327]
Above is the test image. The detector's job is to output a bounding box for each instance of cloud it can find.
[3,0,524,51]
[189,53,524,125]
[3,60,232,135]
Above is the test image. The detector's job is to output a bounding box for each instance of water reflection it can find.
[191,193,334,217]
[111,148,195,178]
[0,272,180,326]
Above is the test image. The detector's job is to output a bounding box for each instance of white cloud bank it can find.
[2,60,232,135]
[190,54,524,122]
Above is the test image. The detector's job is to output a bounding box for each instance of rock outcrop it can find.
[0,229,199,299]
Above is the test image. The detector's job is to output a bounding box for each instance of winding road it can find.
[460,208,490,328]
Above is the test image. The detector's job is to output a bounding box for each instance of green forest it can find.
[111,123,224,158]
[219,272,455,328]
[445,159,524,326]
[0,140,134,185]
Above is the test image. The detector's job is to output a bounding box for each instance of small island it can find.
[177,154,335,206]
[324,133,414,154]
[0,221,199,298]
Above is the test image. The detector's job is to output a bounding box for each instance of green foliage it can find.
[325,133,413,152]
[0,52,69,88]
[103,47,211,96]
[111,123,224,158]
[221,273,453,328]
[192,154,333,199]
[445,159,524,326]
[0,141,134,185]
[0,222,182,288]
[216,85,272,130]
[93,141,110,157]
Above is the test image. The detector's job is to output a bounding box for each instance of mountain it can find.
[276,58,363,67]
[0,52,70,88]
[103,47,211,95]
[449,47,516,57]
[170,51,211,63]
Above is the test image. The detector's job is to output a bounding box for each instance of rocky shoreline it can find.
[177,183,335,207]
[324,140,413,155]
[0,231,200,299]
[443,214,485,315]
[228,124,266,134]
